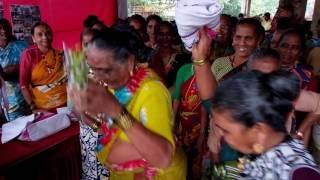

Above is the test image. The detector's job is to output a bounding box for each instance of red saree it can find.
[178,75,202,147]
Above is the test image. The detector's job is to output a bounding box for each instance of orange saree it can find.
[30,49,67,110]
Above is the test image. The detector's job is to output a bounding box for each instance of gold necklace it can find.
[43,50,56,74]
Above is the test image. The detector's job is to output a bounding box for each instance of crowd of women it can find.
[1,3,320,180]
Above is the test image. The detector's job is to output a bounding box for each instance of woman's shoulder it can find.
[141,76,168,93]
[264,139,316,167]
[213,56,230,66]
[212,56,231,70]
[22,45,38,54]
[211,56,232,78]
[138,69,170,95]
[178,63,193,73]
[129,69,171,112]
[244,139,316,179]
[10,40,28,49]
[286,139,316,164]
[53,48,63,54]
[53,49,64,59]
[20,46,39,62]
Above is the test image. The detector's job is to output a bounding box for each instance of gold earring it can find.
[253,143,264,154]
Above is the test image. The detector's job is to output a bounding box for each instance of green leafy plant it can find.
[63,43,88,90]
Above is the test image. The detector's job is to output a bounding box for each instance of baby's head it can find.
[247,48,281,73]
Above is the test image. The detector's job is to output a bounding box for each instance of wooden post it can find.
[311,0,320,37]
[247,0,252,17]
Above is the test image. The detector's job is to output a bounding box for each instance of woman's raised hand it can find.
[68,79,122,118]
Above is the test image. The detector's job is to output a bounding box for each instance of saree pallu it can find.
[179,75,202,148]
[30,49,67,110]
[211,56,247,82]
[0,41,29,121]
[219,62,247,82]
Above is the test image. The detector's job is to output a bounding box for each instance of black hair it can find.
[247,48,280,69]
[231,16,239,29]
[278,29,306,49]
[0,18,15,42]
[169,20,183,45]
[91,20,107,31]
[90,25,153,64]
[80,28,100,44]
[146,14,162,25]
[237,18,265,43]
[264,12,271,18]
[31,21,52,36]
[129,14,146,29]
[238,13,244,18]
[276,17,292,31]
[278,5,294,16]
[83,15,100,28]
[158,21,177,46]
[221,14,236,29]
[159,21,174,34]
[111,18,128,29]
[212,70,300,133]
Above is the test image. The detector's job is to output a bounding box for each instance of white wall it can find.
[311,0,320,37]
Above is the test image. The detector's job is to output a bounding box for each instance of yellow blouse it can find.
[96,69,186,179]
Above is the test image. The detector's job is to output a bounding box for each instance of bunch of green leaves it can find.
[63,44,88,90]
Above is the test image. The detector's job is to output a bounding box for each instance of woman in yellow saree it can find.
[70,27,186,179]
[19,22,67,112]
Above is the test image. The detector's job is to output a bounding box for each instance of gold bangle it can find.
[113,108,134,130]
[81,115,100,132]
[192,59,207,66]
[84,111,102,127]
[90,122,99,132]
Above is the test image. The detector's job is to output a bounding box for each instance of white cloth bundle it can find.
[175,0,224,51]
